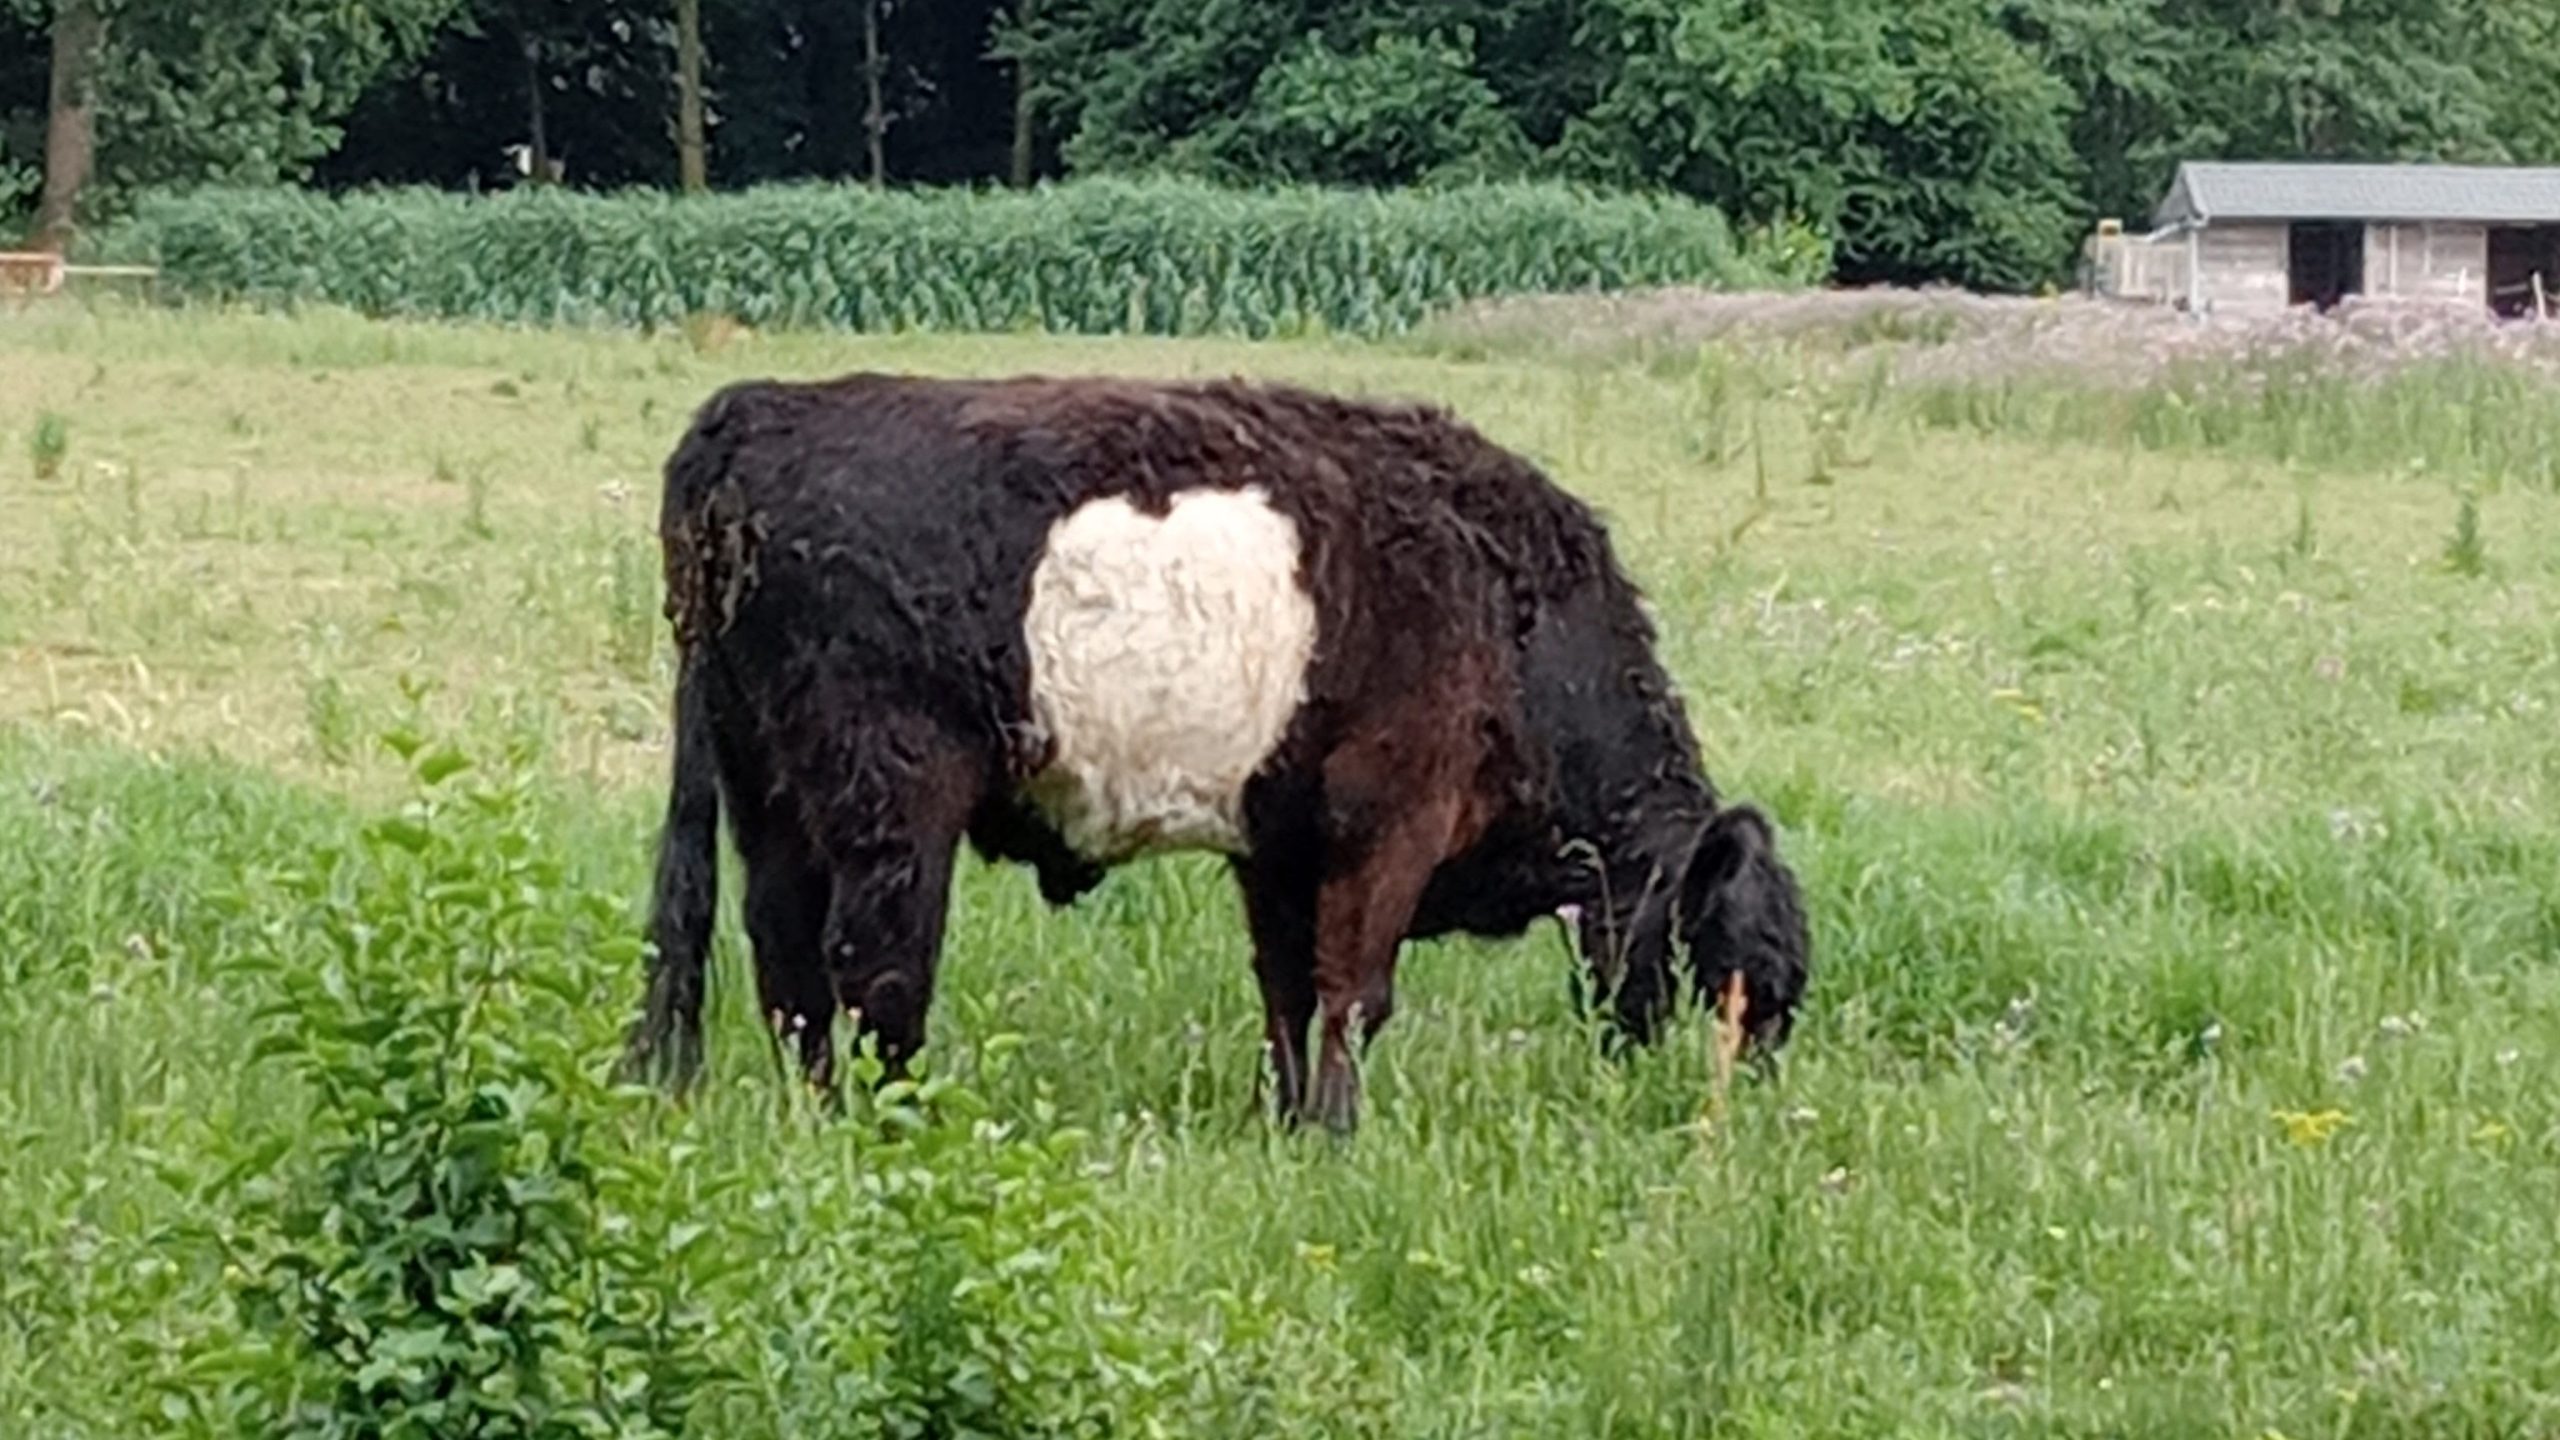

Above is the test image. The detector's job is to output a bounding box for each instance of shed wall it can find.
[2108,231,2188,304]
[2198,224,2289,315]
[2363,223,2488,304]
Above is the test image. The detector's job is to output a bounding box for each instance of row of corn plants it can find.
[103,176,1826,339]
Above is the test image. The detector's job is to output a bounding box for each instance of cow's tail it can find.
[623,646,722,1091]
[624,383,765,1090]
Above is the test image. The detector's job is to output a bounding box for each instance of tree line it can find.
[8,0,2559,292]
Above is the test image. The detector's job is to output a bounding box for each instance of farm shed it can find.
[2088,161,2560,318]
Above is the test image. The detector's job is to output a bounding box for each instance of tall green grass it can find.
[1901,355,2560,492]
[6,307,2560,1436]
[1411,288,2560,492]
[104,178,1825,339]
[7,720,2558,1436]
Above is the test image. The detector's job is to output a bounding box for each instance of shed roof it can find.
[2154,161,2560,227]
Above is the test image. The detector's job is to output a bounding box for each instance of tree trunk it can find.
[523,33,552,184]
[1009,0,1034,189]
[31,0,104,253]
[862,0,886,187]
[675,0,708,192]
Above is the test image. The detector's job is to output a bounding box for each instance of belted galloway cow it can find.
[622,371,1809,1131]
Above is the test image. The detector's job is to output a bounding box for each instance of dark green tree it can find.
[2472,0,2560,164]
[320,0,677,190]
[1227,31,1531,187]
[14,0,462,243]
[2162,0,2501,162]
[15,0,2557,286]
[1012,0,1300,176]
[2001,0,2194,227]
[1563,0,2084,289]
[1003,2,1548,190]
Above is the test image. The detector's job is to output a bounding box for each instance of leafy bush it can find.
[106,176,1824,339]
[14,726,1270,1438]
[197,734,726,1438]
[712,1050,1203,1440]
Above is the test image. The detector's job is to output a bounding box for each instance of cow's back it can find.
[658,369,1624,869]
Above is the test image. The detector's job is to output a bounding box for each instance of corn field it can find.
[104,178,1826,338]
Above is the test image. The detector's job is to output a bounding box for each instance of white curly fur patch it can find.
[1021,486,1317,862]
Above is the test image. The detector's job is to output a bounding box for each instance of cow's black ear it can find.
[1683,805,1771,912]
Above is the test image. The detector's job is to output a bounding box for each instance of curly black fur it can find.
[624,370,1812,1126]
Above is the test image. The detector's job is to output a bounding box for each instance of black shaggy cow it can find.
[622,371,1810,1131]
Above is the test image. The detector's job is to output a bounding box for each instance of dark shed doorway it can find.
[2288,222,2364,310]
[2488,226,2560,318]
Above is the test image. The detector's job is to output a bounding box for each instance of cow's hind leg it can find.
[698,724,842,1093]
[739,833,837,1089]
[1233,849,1319,1123]
[804,714,982,1083]
[821,834,964,1078]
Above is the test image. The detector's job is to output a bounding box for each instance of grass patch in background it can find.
[3,295,2559,1436]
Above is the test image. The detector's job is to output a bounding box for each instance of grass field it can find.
[4,295,2559,1437]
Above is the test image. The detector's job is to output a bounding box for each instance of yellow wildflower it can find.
[1990,687,2045,723]
[2273,1107,2351,1146]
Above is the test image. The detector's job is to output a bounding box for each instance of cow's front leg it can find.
[1307,793,1462,1134]
[1604,906,1678,1051]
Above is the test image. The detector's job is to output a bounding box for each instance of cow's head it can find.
[1673,804,1810,1052]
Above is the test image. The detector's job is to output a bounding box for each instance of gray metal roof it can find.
[2153,161,2560,227]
